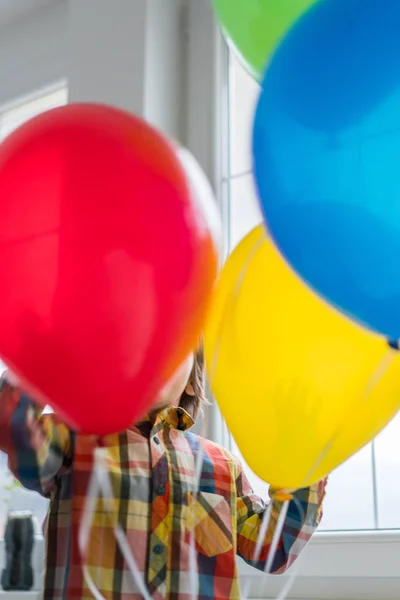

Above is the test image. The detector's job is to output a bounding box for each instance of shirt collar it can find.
[137,406,195,433]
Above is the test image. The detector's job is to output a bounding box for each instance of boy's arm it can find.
[236,462,326,574]
[0,374,72,497]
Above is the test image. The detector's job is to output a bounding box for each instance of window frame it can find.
[0,79,67,114]
[0,80,67,140]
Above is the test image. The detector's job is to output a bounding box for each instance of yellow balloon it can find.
[205,226,400,490]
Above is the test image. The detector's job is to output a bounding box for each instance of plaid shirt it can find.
[0,381,325,599]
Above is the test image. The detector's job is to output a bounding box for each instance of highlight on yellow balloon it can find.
[204,225,400,490]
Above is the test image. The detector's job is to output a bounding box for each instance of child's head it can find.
[178,344,207,420]
[152,343,207,421]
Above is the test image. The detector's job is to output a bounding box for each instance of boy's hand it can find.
[2,370,20,387]
[1,370,53,416]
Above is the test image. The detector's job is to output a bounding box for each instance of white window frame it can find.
[184,1,400,598]
[0,80,67,141]
[0,80,67,113]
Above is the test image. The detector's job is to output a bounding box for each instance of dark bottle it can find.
[1,510,35,591]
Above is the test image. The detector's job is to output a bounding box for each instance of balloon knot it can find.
[273,490,293,503]
[388,339,400,351]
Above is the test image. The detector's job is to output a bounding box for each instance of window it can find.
[0,83,67,536]
[224,50,400,532]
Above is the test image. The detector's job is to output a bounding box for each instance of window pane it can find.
[375,412,400,529]
[0,458,49,536]
[230,438,270,500]
[229,55,259,177]
[231,433,376,531]
[228,173,262,250]
[320,445,375,530]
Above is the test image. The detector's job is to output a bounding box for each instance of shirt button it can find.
[153,544,163,555]
[156,484,165,496]
[154,437,160,445]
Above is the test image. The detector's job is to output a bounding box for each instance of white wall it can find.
[68,0,185,142]
[0,1,67,106]
[144,0,185,141]
[0,0,186,143]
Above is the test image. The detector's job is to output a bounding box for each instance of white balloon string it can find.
[240,502,273,600]
[79,447,152,600]
[273,496,305,600]
[243,494,307,600]
[95,448,152,600]
[188,528,198,600]
[253,502,273,566]
[188,399,210,600]
[263,500,289,576]
[79,453,105,600]
[274,565,301,600]
[240,499,288,600]
[190,406,252,597]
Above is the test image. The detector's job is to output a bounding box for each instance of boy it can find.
[0,348,325,599]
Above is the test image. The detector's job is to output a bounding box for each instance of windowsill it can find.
[239,529,400,599]
[313,528,400,543]
[0,530,396,599]
[0,594,41,599]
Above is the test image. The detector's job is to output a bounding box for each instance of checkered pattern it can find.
[0,380,325,599]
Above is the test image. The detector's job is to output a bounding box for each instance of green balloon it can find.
[213,0,317,79]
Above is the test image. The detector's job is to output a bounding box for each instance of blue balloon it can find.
[253,0,400,340]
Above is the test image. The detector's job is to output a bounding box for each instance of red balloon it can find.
[0,103,218,435]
